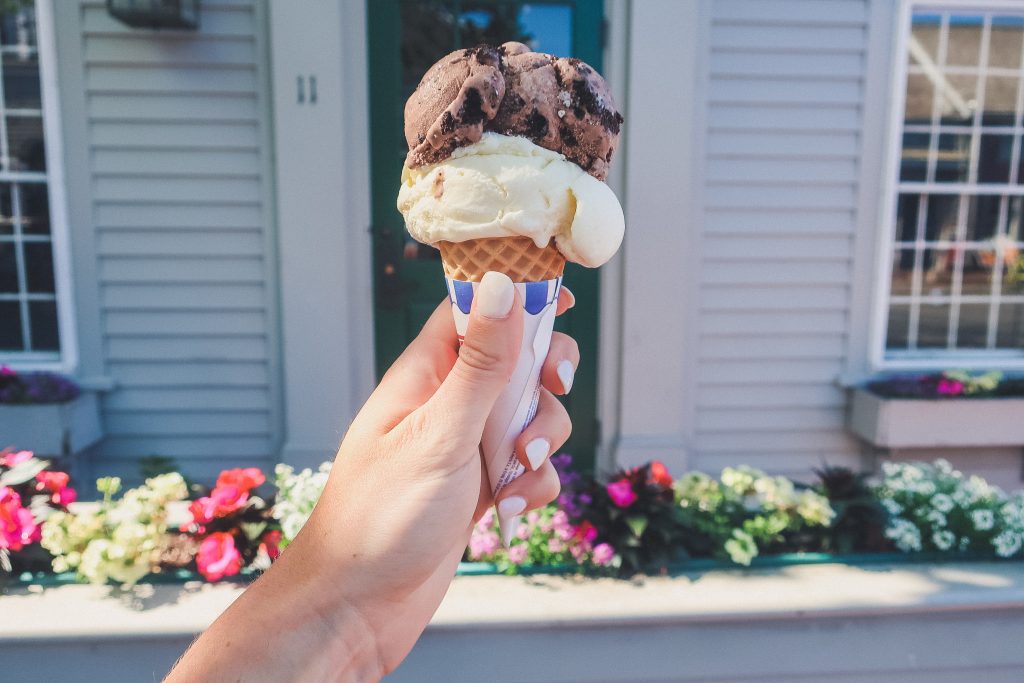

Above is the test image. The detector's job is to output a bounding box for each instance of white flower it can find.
[993,530,1023,558]
[934,459,955,475]
[881,498,903,516]
[926,509,947,528]
[932,529,956,551]
[930,494,954,513]
[885,518,922,552]
[914,480,937,497]
[971,509,995,531]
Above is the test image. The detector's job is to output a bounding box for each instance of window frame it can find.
[872,0,1024,371]
[0,0,77,372]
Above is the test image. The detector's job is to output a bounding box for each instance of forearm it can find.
[166,545,383,682]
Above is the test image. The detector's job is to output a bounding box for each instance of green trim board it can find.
[366,0,607,472]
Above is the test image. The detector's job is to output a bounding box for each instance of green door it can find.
[367,0,605,472]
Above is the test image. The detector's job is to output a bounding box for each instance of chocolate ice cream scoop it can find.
[404,41,622,181]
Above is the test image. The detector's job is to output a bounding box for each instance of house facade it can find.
[5,0,1023,489]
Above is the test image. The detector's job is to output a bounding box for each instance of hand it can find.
[168,272,578,681]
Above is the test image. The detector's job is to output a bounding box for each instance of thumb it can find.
[427,271,523,434]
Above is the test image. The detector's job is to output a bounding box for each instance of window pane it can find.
[922,248,956,295]
[935,133,970,182]
[891,248,916,295]
[956,303,990,348]
[1007,197,1023,239]
[19,183,50,235]
[967,195,1001,241]
[961,249,995,294]
[0,183,11,235]
[6,114,45,171]
[996,303,1024,348]
[2,52,40,110]
[900,132,929,181]
[909,14,942,67]
[896,194,921,242]
[945,16,984,67]
[0,240,16,292]
[0,301,21,349]
[0,4,36,48]
[917,302,951,347]
[28,300,57,351]
[925,194,961,241]
[904,73,934,124]
[938,75,976,126]
[989,16,1024,69]
[978,134,1013,183]
[886,304,911,349]
[981,76,1018,126]
[23,241,53,293]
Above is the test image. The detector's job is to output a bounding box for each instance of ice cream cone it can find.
[439,236,565,282]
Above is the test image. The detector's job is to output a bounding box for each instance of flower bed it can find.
[2,446,1023,589]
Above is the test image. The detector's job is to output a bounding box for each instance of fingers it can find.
[425,272,524,437]
[495,460,561,546]
[541,332,579,396]
[514,388,571,472]
[555,286,575,316]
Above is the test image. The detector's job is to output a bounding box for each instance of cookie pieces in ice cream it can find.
[403,41,623,181]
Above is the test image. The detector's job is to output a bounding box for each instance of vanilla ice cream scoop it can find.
[398,133,623,268]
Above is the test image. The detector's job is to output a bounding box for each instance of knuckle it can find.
[458,339,507,375]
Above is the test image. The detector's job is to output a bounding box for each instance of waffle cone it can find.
[438,236,565,282]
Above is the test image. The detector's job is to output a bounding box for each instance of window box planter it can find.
[847,387,1024,448]
[0,393,102,456]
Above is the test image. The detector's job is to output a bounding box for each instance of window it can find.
[0,1,72,367]
[880,6,1024,366]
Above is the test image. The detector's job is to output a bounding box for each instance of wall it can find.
[53,0,281,482]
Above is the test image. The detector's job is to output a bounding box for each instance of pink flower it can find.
[188,485,249,525]
[573,521,598,545]
[592,543,616,566]
[35,471,77,506]
[0,486,39,551]
[196,532,243,581]
[606,479,638,508]
[0,365,15,377]
[937,379,965,396]
[547,537,565,553]
[1,450,33,468]
[516,522,531,541]
[215,467,265,493]
[507,544,528,565]
[468,530,500,560]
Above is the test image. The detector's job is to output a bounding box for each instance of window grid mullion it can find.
[946,192,970,348]
[908,194,930,349]
[926,14,951,185]
[985,194,1010,347]
[11,181,31,351]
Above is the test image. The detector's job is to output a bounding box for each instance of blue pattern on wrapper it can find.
[524,281,550,315]
[452,280,474,314]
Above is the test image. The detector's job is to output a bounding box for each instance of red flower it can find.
[0,486,39,551]
[606,479,638,508]
[196,532,242,581]
[259,530,282,561]
[188,485,250,525]
[216,467,265,493]
[572,520,598,545]
[649,461,673,488]
[35,471,77,506]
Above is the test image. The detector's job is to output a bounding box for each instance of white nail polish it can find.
[556,359,575,394]
[477,271,515,318]
[497,496,527,547]
[524,438,550,471]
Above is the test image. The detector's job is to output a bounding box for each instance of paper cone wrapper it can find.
[445,276,562,496]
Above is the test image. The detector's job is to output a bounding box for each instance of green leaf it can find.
[626,516,649,538]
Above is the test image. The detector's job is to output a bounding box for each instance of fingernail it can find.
[556,359,575,394]
[477,271,515,319]
[497,496,527,547]
[525,438,550,471]
[562,287,576,309]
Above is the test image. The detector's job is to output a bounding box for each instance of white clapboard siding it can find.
[693,0,868,477]
[68,0,278,472]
